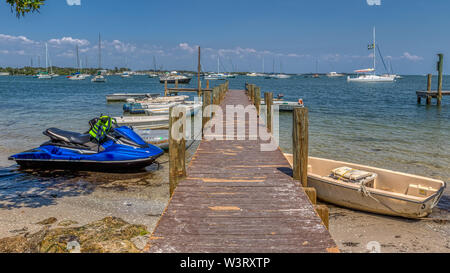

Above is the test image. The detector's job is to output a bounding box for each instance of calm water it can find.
[0,74,449,210]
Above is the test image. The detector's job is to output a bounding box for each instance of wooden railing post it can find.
[264,92,273,133]
[169,106,186,196]
[175,79,179,91]
[254,86,261,116]
[437,53,443,106]
[292,107,308,187]
[202,90,211,136]
[426,74,432,105]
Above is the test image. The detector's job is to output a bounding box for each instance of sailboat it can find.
[148,56,158,78]
[92,33,107,83]
[205,56,226,80]
[37,43,52,79]
[270,59,290,79]
[347,27,395,82]
[68,45,87,80]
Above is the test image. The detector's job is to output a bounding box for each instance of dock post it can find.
[206,79,209,89]
[314,205,329,230]
[202,90,211,137]
[304,187,317,204]
[292,107,309,187]
[164,80,168,96]
[426,74,432,105]
[437,54,443,106]
[175,79,179,92]
[249,84,254,103]
[254,86,261,116]
[264,92,273,133]
[169,106,186,196]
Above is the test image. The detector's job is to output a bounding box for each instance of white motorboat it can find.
[68,74,87,80]
[270,74,291,79]
[92,74,106,82]
[327,72,344,77]
[159,71,191,83]
[115,115,169,130]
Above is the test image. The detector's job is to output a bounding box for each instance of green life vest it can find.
[89,116,116,142]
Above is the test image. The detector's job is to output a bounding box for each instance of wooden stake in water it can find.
[426,74,432,105]
[437,54,443,106]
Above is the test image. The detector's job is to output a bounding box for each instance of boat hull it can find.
[283,155,446,219]
[159,78,191,84]
[12,156,160,172]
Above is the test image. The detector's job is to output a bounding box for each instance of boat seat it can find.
[330,166,377,187]
[44,128,91,145]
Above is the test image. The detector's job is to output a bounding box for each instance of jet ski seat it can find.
[44,128,91,145]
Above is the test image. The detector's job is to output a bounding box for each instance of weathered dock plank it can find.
[146,89,338,253]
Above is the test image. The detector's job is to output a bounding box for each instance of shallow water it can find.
[0,74,448,213]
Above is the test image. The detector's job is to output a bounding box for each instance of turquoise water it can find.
[0,74,448,212]
[0,75,449,180]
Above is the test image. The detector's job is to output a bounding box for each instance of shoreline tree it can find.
[6,0,45,18]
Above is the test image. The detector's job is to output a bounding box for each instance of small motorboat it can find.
[9,116,164,172]
[283,154,446,219]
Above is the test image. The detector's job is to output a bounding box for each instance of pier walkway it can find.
[146,89,338,253]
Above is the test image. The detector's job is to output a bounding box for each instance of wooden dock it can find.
[146,87,338,253]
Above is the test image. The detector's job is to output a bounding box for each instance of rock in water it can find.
[0,217,149,253]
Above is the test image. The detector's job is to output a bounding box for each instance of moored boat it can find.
[283,154,446,219]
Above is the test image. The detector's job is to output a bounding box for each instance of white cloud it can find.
[366,0,381,6]
[0,34,37,44]
[66,0,81,6]
[48,37,89,47]
[178,43,196,53]
[401,52,423,61]
[109,40,136,53]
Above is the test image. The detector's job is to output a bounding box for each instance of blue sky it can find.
[0,0,449,74]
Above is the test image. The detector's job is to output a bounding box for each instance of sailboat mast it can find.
[373,26,376,74]
[262,57,265,73]
[45,43,48,72]
[76,45,80,71]
[98,33,101,69]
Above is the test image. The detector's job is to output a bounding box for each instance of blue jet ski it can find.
[9,116,164,172]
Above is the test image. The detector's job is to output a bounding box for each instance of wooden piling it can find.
[292,107,309,187]
[175,79,179,91]
[437,53,443,106]
[206,79,209,89]
[264,92,273,133]
[426,74,432,105]
[254,86,261,116]
[314,205,329,230]
[164,80,168,97]
[169,106,186,196]
[202,90,211,136]
[304,187,317,205]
